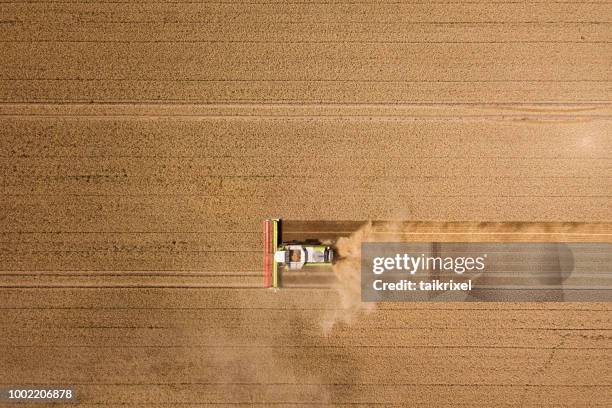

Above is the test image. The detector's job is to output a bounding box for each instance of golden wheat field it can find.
[0,0,611,406]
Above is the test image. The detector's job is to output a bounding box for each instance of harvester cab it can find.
[263,219,335,288]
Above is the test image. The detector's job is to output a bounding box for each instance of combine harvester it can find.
[263,218,335,288]
[262,219,612,296]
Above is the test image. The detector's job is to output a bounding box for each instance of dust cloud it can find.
[323,221,393,332]
[325,221,583,310]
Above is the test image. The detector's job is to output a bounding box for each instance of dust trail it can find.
[324,221,583,315]
[323,220,419,331]
[322,220,560,330]
[323,221,379,332]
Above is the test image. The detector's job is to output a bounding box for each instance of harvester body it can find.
[274,243,334,270]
